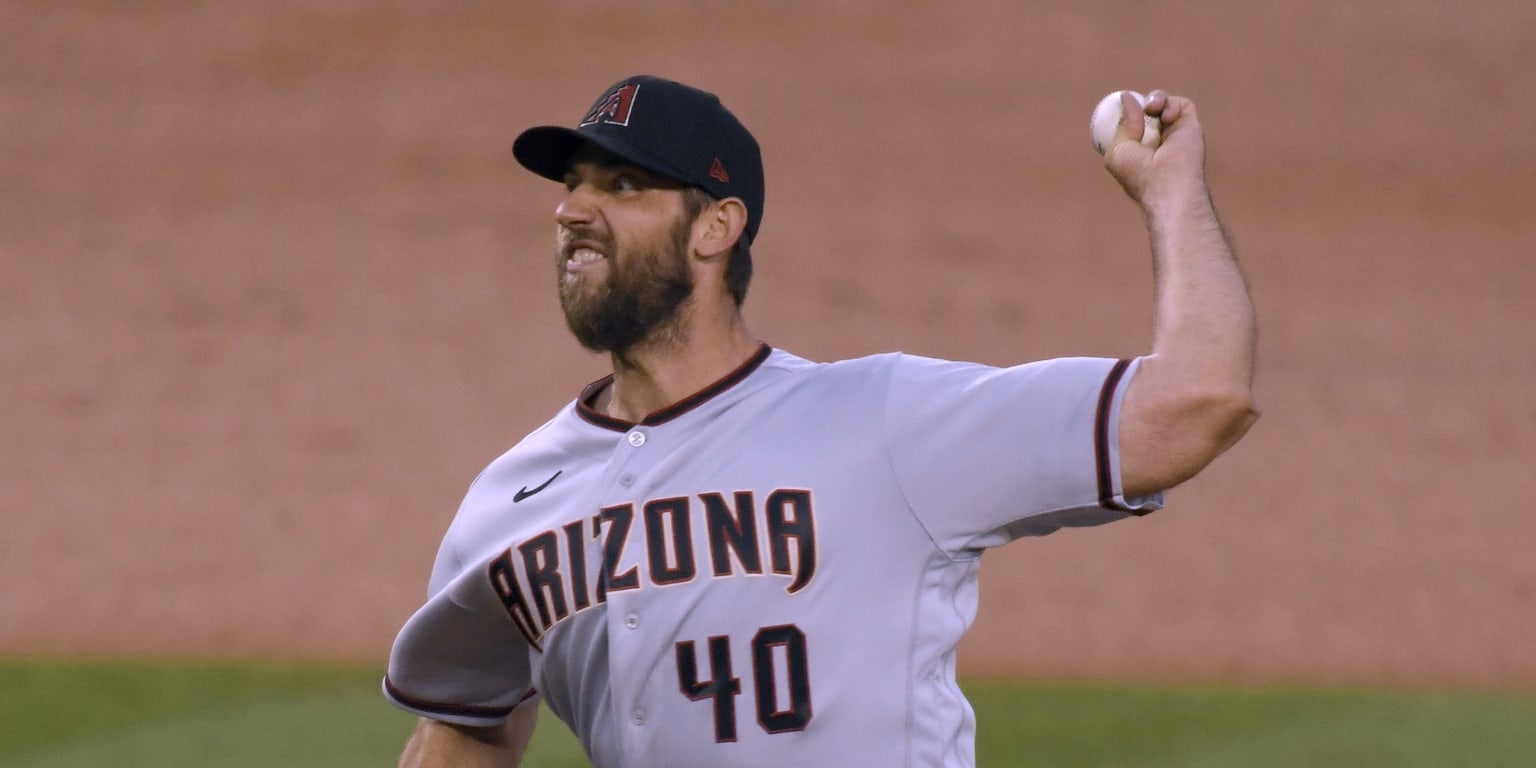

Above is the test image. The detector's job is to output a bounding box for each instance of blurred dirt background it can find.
[3,1,1533,691]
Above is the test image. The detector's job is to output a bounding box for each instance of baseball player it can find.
[385,75,1257,767]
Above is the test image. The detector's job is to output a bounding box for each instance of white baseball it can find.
[1089,90,1161,155]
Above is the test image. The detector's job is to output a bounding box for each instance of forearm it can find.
[398,706,538,768]
[1143,184,1255,394]
[1119,184,1258,496]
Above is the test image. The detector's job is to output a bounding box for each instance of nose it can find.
[555,183,598,229]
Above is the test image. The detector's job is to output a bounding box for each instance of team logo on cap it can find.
[580,83,639,127]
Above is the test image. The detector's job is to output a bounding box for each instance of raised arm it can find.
[1105,90,1260,499]
[397,703,539,768]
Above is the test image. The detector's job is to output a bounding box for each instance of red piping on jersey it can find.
[576,342,774,431]
[384,675,536,719]
[1094,358,1150,515]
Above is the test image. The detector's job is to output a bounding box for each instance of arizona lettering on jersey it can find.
[489,488,818,648]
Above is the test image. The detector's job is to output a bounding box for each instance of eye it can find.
[611,174,641,193]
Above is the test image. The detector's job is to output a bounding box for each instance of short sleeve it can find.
[383,562,538,727]
[884,354,1162,552]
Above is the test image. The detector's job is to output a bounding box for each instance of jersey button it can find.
[625,613,639,629]
[632,708,646,725]
[627,430,646,447]
[619,473,636,487]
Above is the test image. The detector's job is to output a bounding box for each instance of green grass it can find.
[0,658,586,768]
[1,658,1532,767]
[965,680,1536,767]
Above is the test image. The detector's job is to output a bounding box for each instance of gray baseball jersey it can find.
[385,345,1161,767]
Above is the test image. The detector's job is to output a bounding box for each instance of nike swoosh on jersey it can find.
[513,470,563,503]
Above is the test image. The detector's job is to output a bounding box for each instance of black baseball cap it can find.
[512,75,765,243]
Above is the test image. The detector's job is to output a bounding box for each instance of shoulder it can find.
[760,347,1051,396]
[762,347,908,380]
[432,401,601,572]
[774,348,1125,391]
[476,399,615,479]
[748,349,915,403]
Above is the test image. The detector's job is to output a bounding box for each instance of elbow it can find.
[1207,389,1261,453]
[1133,353,1259,449]
[1119,358,1260,497]
[1168,387,1259,468]
[1119,387,1259,499]
[1157,388,1260,482]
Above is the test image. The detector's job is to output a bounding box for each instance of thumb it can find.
[1114,90,1149,146]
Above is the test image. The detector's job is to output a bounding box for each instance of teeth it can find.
[569,248,605,265]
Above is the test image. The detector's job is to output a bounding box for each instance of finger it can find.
[1117,90,1145,143]
[1160,95,1183,124]
[1145,89,1169,116]
[1166,95,1196,126]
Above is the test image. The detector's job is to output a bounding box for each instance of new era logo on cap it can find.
[512,75,766,242]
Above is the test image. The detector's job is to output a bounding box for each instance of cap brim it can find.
[512,126,694,188]
[511,126,587,182]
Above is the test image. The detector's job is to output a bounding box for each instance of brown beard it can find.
[558,215,695,357]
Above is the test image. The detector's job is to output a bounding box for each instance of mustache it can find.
[557,226,612,255]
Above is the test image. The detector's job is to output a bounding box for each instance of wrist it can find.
[1139,180,1213,221]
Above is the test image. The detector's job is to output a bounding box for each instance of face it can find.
[555,150,698,355]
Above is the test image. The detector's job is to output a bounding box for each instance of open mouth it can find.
[560,235,610,274]
[566,247,606,269]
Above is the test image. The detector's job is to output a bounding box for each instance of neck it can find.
[600,301,757,423]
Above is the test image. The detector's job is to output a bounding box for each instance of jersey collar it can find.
[575,342,773,431]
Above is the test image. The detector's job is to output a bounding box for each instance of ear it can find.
[692,197,748,261]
